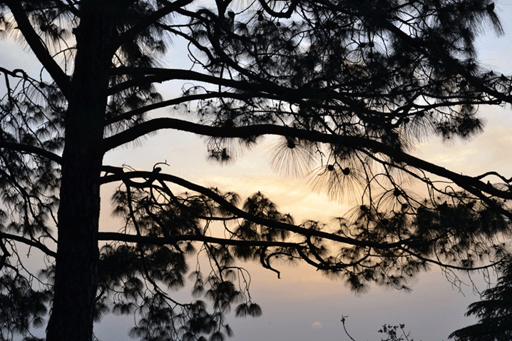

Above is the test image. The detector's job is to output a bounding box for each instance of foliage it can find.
[449,256,512,341]
[0,0,511,340]
[378,324,414,341]
[340,316,413,341]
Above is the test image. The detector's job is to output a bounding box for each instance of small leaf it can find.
[235,303,248,317]
[248,303,262,317]
[210,331,224,341]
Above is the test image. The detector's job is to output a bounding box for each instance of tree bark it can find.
[46,2,115,340]
[46,132,103,341]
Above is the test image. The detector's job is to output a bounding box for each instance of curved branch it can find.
[5,0,71,98]
[101,118,510,201]
[105,91,279,126]
[101,169,422,250]
[401,246,505,272]
[257,0,299,18]
[0,141,63,164]
[0,67,29,79]
[108,67,259,94]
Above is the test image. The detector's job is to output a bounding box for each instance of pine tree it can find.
[449,256,512,341]
[0,0,511,340]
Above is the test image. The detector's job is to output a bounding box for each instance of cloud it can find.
[311,321,323,328]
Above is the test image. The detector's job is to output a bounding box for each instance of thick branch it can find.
[101,118,511,201]
[5,0,70,98]
[108,67,259,94]
[0,141,63,164]
[101,169,421,250]
[98,231,301,249]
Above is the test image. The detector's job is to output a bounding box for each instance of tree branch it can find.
[108,67,260,94]
[0,232,57,258]
[0,141,63,164]
[101,169,424,250]
[112,0,194,51]
[257,0,299,18]
[5,0,71,98]
[101,118,511,201]
[98,231,301,249]
[105,91,277,126]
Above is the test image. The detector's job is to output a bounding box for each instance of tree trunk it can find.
[46,131,103,341]
[46,2,115,340]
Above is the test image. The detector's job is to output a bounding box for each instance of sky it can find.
[2,1,512,341]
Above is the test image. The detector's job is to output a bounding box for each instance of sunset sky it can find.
[2,1,512,340]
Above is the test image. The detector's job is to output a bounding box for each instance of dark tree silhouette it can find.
[449,256,512,341]
[0,0,512,340]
